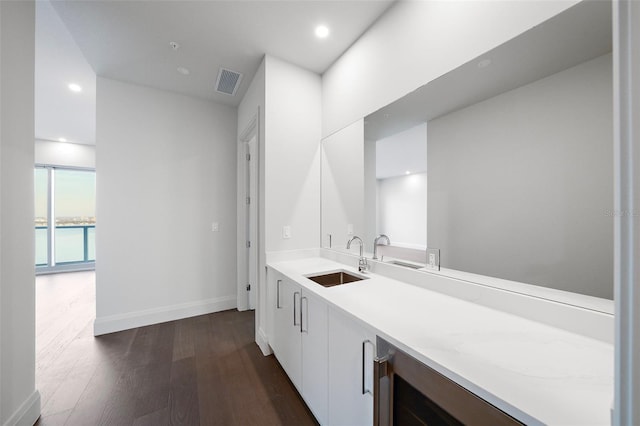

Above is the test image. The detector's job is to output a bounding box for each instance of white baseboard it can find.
[3,390,40,426]
[256,326,272,356]
[94,295,237,336]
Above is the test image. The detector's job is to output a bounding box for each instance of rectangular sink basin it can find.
[305,270,368,288]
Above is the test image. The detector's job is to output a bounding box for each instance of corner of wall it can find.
[1,1,38,425]
[93,295,237,336]
[2,391,40,426]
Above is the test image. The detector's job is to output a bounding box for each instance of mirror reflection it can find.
[321,0,613,300]
[369,124,427,250]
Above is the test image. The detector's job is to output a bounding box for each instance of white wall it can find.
[427,54,612,299]
[0,1,41,425]
[94,78,238,335]
[264,56,321,253]
[322,0,578,137]
[35,139,95,168]
[238,55,321,353]
[377,173,427,249]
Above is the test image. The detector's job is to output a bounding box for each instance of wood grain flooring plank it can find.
[220,313,279,424]
[95,364,139,426]
[232,312,319,426]
[168,357,199,425]
[63,358,127,426]
[37,321,96,413]
[172,316,196,362]
[131,322,175,418]
[37,273,316,426]
[33,408,72,426]
[36,272,95,374]
[193,314,237,426]
[39,362,97,417]
[132,407,170,426]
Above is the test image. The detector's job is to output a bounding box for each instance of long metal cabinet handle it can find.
[362,340,374,395]
[276,280,282,309]
[293,291,300,326]
[373,356,389,426]
[301,297,308,333]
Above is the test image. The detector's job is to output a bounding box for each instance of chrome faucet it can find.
[346,236,369,273]
[372,234,390,260]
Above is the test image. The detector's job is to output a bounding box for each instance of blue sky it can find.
[35,168,95,218]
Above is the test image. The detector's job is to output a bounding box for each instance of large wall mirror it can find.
[321,0,613,300]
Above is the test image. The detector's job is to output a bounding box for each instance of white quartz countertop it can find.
[268,257,614,426]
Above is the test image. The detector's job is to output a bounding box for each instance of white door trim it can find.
[237,112,259,311]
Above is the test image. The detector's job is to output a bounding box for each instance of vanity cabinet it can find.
[267,270,328,425]
[328,307,376,426]
[269,273,302,387]
[300,290,329,424]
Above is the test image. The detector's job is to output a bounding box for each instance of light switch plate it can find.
[283,225,291,239]
[211,222,219,232]
[347,224,354,235]
[426,248,440,270]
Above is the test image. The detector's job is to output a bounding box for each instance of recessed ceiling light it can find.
[68,83,82,92]
[478,59,492,69]
[58,137,67,142]
[177,66,190,75]
[315,25,330,39]
[405,171,411,175]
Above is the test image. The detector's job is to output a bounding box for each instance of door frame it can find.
[237,112,259,311]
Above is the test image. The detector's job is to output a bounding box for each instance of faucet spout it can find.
[373,234,391,260]
[346,236,364,257]
[346,236,368,272]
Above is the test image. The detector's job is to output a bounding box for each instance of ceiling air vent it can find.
[215,68,243,96]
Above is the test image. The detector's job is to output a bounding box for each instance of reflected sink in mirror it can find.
[305,270,368,288]
[385,259,424,270]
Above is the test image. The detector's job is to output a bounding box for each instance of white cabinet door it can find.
[266,268,330,425]
[266,269,279,351]
[301,291,329,425]
[271,276,302,390]
[328,307,376,426]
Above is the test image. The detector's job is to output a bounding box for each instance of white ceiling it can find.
[376,123,427,179]
[36,0,395,146]
[50,0,394,105]
[35,0,97,145]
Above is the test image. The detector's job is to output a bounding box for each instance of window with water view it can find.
[35,167,96,269]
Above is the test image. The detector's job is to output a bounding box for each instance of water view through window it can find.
[35,168,48,266]
[35,167,96,268]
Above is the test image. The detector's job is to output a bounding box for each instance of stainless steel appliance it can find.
[374,336,523,425]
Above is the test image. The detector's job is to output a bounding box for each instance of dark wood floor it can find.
[35,272,317,426]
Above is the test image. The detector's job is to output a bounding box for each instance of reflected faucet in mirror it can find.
[346,236,369,273]
[373,234,391,260]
